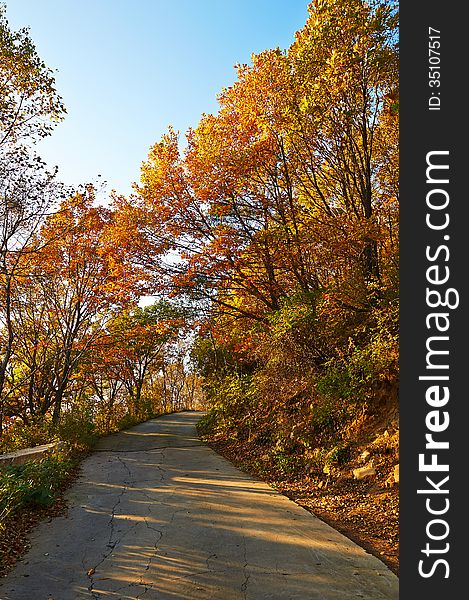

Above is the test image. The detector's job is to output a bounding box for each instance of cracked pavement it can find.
[0,412,398,599]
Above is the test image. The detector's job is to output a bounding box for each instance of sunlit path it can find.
[0,412,398,599]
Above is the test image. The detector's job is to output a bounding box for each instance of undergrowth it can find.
[0,454,75,529]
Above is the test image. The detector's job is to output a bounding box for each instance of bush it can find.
[0,456,74,528]
[117,413,142,432]
[272,451,306,478]
[196,411,219,437]
[0,419,57,454]
[1,409,101,456]
[55,410,97,453]
[203,373,257,436]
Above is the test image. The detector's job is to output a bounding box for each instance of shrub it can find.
[0,456,74,528]
[196,411,219,437]
[55,410,97,453]
[117,413,141,432]
[0,419,56,454]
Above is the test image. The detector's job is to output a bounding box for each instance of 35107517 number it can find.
[428,27,441,111]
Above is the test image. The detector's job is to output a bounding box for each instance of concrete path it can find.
[0,412,399,599]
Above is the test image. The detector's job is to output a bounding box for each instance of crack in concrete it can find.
[153,448,167,484]
[117,455,136,486]
[241,572,251,599]
[118,518,166,599]
[205,553,217,570]
[176,567,229,582]
[141,490,178,514]
[84,448,172,598]
[143,516,164,540]
[87,456,137,597]
[112,578,156,600]
[169,507,187,525]
[136,585,156,599]
[108,547,159,599]
[85,519,142,598]
[241,535,250,600]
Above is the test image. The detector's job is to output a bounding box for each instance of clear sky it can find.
[6,1,310,200]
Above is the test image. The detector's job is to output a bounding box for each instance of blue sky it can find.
[6,1,310,199]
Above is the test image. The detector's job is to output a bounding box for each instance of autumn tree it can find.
[0,6,69,433]
[0,151,73,430]
[0,5,65,147]
[134,0,398,326]
[131,0,399,449]
[159,338,202,411]
[286,0,398,289]
[77,337,127,433]
[101,302,185,418]
[3,191,137,425]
